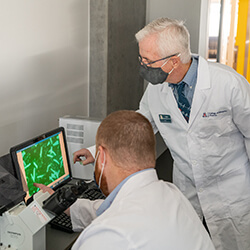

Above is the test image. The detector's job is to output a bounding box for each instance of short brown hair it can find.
[96,110,156,170]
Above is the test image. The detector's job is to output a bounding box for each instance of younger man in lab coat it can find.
[38,110,214,249]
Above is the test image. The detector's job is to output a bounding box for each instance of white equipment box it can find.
[59,116,102,180]
[0,192,54,250]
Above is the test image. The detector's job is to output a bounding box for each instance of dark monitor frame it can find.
[10,127,72,199]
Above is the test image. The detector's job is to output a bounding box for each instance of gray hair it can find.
[135,17,191,64]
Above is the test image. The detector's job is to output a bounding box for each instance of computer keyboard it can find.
[79,187,105,200]
[49,183,105,233]
[50,212,74,233]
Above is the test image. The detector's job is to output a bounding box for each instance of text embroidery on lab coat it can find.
[159,114,172,123]
[202,110,227,118]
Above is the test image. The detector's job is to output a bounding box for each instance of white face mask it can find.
[93,150,106,189]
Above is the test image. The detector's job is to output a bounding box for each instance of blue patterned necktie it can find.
[176,82,190,122]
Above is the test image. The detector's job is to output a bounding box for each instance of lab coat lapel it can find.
[188,57,211,127]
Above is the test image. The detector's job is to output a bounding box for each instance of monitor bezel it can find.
[10,127,72,196]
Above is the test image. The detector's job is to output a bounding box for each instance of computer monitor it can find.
[10,127,72,201]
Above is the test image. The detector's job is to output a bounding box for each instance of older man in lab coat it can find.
[75,18,250,250]
[135,18,250,250]
[69,110,214,250]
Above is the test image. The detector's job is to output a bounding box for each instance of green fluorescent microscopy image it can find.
[22,134,65,195]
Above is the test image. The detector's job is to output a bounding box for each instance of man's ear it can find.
[170,55,181,68]
[98,146,106,166]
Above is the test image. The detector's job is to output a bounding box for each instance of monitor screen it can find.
[10,127,71,201]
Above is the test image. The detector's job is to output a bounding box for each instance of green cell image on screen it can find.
[22,134,65,196]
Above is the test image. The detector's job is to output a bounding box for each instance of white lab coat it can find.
[71,169,214,250]
[138,55,250,250]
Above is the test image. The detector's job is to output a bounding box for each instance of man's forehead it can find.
[139,41,161,60]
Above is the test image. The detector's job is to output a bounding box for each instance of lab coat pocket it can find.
[216,166,250,218]
[198,114,236,158]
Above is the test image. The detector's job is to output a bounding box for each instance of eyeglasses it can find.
[138,53,179,67]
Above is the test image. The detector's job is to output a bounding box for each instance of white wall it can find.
[0,0,89,156]
[146,0,206,55]
[0,0,210,157]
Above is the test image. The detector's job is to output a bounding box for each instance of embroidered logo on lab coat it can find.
[202,110,227,118]
[159,114,172,123]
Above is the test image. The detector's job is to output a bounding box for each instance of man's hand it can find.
[73,148,95,165]
[34,183,71,216]
[33,183,54,195]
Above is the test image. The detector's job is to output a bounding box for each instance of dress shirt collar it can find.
[169,56,198,87]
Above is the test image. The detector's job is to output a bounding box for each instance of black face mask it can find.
[139,64,171,84]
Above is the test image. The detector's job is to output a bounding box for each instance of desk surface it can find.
[46,225,80,250]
